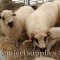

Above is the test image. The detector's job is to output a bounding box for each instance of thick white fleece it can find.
[1,6,34,41]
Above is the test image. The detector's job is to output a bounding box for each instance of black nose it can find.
[39,47,47,52]
[8,21,13,28]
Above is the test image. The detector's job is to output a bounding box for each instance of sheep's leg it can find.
[22,40,32,45]
[15,40,19,48]
[34,45,36,50]
[47,39,56,51]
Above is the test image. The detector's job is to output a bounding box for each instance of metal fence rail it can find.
[12,0,54,6]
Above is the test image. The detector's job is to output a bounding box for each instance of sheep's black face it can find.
[8,21,13,28]
[31,36,47,52]
[31,34,49,52]
[0,10,16,28]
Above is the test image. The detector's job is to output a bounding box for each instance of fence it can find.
[12,0,54,6]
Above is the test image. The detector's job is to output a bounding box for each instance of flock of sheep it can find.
[0,0,60,60]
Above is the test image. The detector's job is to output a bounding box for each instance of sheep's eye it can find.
[2,17,5,20]
[44,36,48,42]
[12,14,16,16]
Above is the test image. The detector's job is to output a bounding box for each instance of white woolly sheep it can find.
[23,2,59,52]
[34,57,56,60]
[0,6,34,47]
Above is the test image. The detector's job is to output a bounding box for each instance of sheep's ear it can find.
[46,32,50,37]
[46,32,52,39]
[12,14,16,16]
[31,33,35,40]
[11,10,15,13]
[31,36,35,42]
[31,36,35,40]
[44,32,50,42]
[11,10,16,16]
[46,32,51,38]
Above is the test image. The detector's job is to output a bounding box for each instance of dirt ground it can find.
[0,27,60,60]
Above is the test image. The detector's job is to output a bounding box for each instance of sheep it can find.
[46,27,60,51]
[23,2,59,52]
[34,57,56,60]
[0,6,34,48]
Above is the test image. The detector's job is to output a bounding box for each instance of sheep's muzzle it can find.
[39,47,47,52]
[8,21,13,28]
